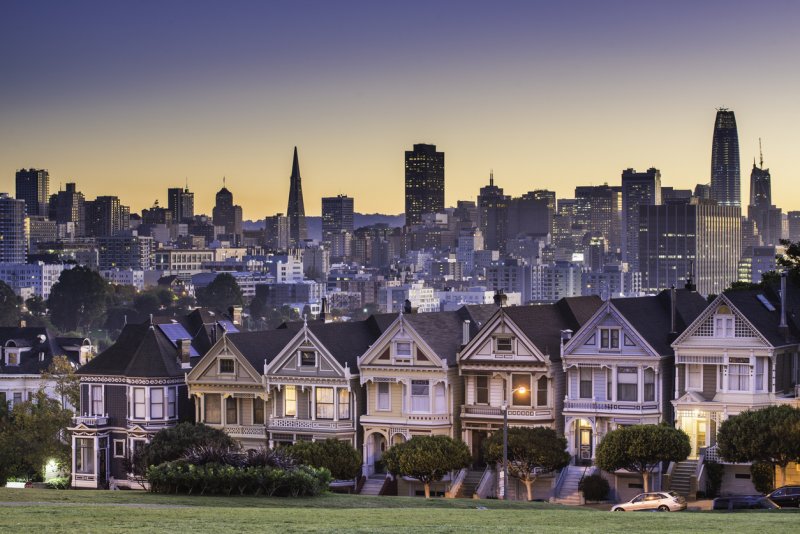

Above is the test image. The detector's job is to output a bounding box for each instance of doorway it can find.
[471,431,488,468]
[576,420,593,465]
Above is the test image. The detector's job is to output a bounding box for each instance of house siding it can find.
[105,385,127,426]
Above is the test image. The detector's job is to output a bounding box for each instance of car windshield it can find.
[667,491,679,497]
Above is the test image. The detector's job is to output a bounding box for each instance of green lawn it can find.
[0,489,797,533]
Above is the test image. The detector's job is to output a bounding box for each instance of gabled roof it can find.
[225,329,298,371]
[0,326,67,374]
[77,322,183,378]
[611,289,708,355]
[721,286,800,346]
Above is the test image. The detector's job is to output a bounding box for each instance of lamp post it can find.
[501,385,526,500]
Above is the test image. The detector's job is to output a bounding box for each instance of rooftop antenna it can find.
[185,177,189,190]
[489,170,494,187]
[223,176,226,188]
[759,138,764,169]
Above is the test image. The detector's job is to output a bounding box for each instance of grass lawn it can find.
[0,489,797,533]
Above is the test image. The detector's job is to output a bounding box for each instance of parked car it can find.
[611,492,687,512]
[767,486,800,508]
[711,495,779,511]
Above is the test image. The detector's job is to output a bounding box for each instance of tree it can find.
[0,280,21,327]
[288,439,362,481]
[25,295,47,316]
[484,427,570,501]
[133,292,161,318]
[134,422,237,473]
[41,355,80,410]
[195,273,243,314]
[595,424,690,492]
[382,435,470,498]
[0,390,72,482]
[717,405,800,486]
[48,267,109,332]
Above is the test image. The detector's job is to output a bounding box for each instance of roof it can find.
[721,283,800,346]
[0,326,68,374]
[225,328,299,370]
[77,322,184,378]
[612,289,708,355]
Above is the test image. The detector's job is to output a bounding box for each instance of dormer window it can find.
[394,341,412,362]
[300,351,316,367]
[714,314,734,338]
[494,336,513,354]
[218,358,235,374]
[599,328,620,350]
[6,352,18,366]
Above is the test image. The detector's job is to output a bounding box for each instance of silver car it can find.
[611,491,687,512]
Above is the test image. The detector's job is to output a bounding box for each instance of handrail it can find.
[475,465,495,499]
[663,461,676,491]
[553,465,569,498]
[446,468,468,498]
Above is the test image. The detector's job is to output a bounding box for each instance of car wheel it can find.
[658,505,669,512]
[613,507,625,512]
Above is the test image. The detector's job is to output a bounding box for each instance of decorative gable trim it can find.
[186,335,262,384]
[563,300,660,358]
[671,294,772,348]
[264,325,349,380]
[358,314,445,371]
[458,308,548,364]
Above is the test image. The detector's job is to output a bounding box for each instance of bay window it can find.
[411,380,430,412]
[225,396,238,424]
[617,367,638,402]
[756,358,765,392]
[512,374,531,406]
[644,368,655,402]
[167,388,176,418]
[75,438,94,474]
[285,386,297,416]
[579,368,592,399]
[316,387,334,419]
[133,387,146,419]
[338,389,350,419]
[728,364,750,391]
[434,382,446,413]
[377,382,390,411]
[90,385,103,416]
[253,399,265,424]
[686,364,702,390]
[476,376,489,404]
[536,376,548,406]
[204,393,221,424]
[150,388,164,419]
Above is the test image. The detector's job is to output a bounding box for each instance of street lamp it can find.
[501,385,526,500]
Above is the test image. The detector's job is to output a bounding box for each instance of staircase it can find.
[458,469,485,498]
[359,475,386,495]
[670,460,697,498]
[550,466,586,505]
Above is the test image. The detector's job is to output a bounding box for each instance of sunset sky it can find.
[2,1,799,217]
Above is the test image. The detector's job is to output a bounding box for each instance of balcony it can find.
[563,399,659,413]
[268,418,355,431]
[225,425,268,439]
[460,405,553,419]
[72,416,108,426]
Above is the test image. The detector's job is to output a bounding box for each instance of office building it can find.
[97,232,155,271]
[322,195,354,240]
[747,145,782,246]
[264,213,290,251]
[51,183,86,237]
[212,181,243,245]
[15,168,49,217]
[286,147,307,246]
[710,108,741,207]
[0,194,27,263]
[574,184,622,253]
[85,196,127,237]
[405,143,444,226]
[477,172,510,252]
[168,185,194,223]
[621,167,661,270]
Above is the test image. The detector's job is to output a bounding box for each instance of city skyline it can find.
[2,1,800,216]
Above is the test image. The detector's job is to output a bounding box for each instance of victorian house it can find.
[458,297,602,500]
[671,282,800,494]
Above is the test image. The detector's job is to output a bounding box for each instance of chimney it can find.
[493,289,507,308]
[228,305,243,325]
[560,329,573,343]
[403,299,413,314]
[779,270,788,335]
[670,285,677,335]
[178,339,191,369]
[320,298,327,323]
[19,319,26,328]
[462,320,471,346]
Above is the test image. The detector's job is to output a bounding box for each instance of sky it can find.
[1,1,800,217]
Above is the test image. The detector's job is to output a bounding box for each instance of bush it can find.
[182,445,244,467]
[288,439,361,480]
[245,447,295,469]
[578,474,610,501]
[704,461,724,498]
[45,476,71,490]
[751,462,774,494]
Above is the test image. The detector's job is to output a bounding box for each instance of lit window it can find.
[285,386,297,416]
[512,374,531,406]
[338,389,350,419]
[316,388,334,419]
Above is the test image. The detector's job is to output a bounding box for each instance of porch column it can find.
[674,364,679,399]
[71,434,77,485]
[611,365,617,402]
[93,436,99,484]
[333,387,339,422]
[198,393,205,423]
[311,386,316,420]
[637,366,643,403]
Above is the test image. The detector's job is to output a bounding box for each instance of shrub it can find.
[288,439,361,480]
[751,462,774,494]
[578,474,610,502]
[245,447,295,469]
[704,461,724,498]
[45,476,71,490]
[182,445,244,467]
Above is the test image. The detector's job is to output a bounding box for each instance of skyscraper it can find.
[15,168,49,217]
[168,185,195,223]
[212,181,243,245]
[51,183,86,237]
[404,143,444,226]
[477,172,510,252]
[321,194,354,240]
[85,196,127,237]
[710,108,740,207]
[621,167,662,271]
[0,193,27,263]
[747,141,782,246]
[574,184,622,253]
[286,147,307,246]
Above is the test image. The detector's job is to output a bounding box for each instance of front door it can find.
[578,426,592,465]
[681,414,708,459]
[472,431,488,468]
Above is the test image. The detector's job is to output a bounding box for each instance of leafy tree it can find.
[717,405,800,486]
[288,439,362,481]
[48,267,109,332]
[382,435,470,498]
[0,280,21,327]
[0,390,72,482]
[132,422,237,474]
[595,424,690,492]
[133,292,161,318]
[41,355,80,410]
[484,427,570,501]
[776,239,800,282]
[196,273,243,314]
[24,295,47,316]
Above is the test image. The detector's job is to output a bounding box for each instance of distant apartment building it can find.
[0,194,27,263]
[0,262,70,299]
[486,259,531,303]
[15,168,49,217]
[581,264,642,298]
[168,186,195,223]
[322,195,354,240]
[98,232,155,271]
[621,168,661,271]
[531,261,583,302]
[738,246,776,285]
[378,282,439,313]
[264,213,290,251]
[435,286,521,311]
[405,144,445,226]
[99,269,145,291]
[574,184,622,253]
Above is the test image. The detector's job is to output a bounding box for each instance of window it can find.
[225,396,238,424]
[205,393,221,424]
[644,368,655,402]
[686,364,702,390]
[476,376,489,404]
[495,336,513,353]
[600,328,620,350]
[253,399,265,424]
[150,388,164,419]
[755,358,765,392]
[377,383,390,411]
[395,342,412,360]
[75,438,94,474]
[219,359,235,374]
[338,389,350,419]
[6,352,18,366]
[284,386,297,417]
[316,387,334,419]
[411,380,430,412]
[579,368,592,399]
[133,387,146,419]
[714,315,734,338]
[167,388,176,418]
[90,385,103,416]
[434,382,446,413]
[0,392,5,406]
[113,439,125,458]
[728,364,750,391]
[537,376,548,406]
[300,351,316,367]
[13,392,22,405]
[617,367,638,401]
[512,374,531,406]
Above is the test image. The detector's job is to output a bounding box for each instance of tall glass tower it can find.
[710,108,740,207]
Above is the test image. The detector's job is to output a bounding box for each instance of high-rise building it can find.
[0,193,27,263]
[788,211,800,243]
[212,181,243,245]
[15,168,49,217]
[621,168,661,271]
[85,196,127,237]
[747,143,782,246]
[50,183,86,237]
[404,143,444,226]
[710,108,741,207]
[639,199,741,295]
[321,195,354,240]
[574,184,621,253]
[477,172,510,252]
[168,185,195,223]
[507,191,552,241]
[264,213,290,251]
[287,147,307,247]
[98,232,154,270]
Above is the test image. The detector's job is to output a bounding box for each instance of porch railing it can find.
[563,399,659,412]
[461,406,552,418]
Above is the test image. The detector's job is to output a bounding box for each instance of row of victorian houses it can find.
[68,281,800,501]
